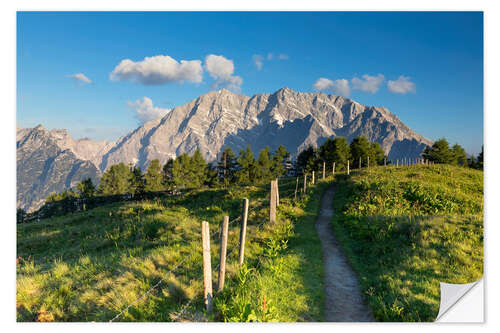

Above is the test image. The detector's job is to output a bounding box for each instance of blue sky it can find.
[17,11,483,155]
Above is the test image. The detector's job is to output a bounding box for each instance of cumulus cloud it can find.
[313,77,350,97]
[127,97,171,124]
[110,55,203,85]
[253,54,264,70]
[351,74,385,93]
[278,54,289,60]
[205,54,243,92]
[387,75,416,94]
[267,53,274,60]
[69,73,92,84]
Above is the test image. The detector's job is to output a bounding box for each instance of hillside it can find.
[329,164,483,321]
[16,178,328,322]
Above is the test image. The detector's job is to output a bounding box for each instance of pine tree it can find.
[350,136,371,168]
[145,159,164,192]
[296,145,317,174]
[452,144,467,166]
[76,178,96,198]
[236,145,256,184]
[172,153,192,188]
[218,147,237,186]
[318,136,351,171]
[477,146,484,169]
[422,138,455,164]
[369,142,386,165]
[129,166,145,194]
[255,146,273,183]
[271,145,290,178]
[98,163,131,195]
[162,158,174,188]
[191,149,208,187]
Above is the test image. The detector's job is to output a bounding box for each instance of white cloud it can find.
[387,75,416,94]
[69,73,92,84]
[278,54,289,60]
[267,53,274,60]
[110,55,203,85]
[205,54,243,92]
[313,77,350,97]
[351,74,385,93]
[127,97,171,124]
[253,54,264,70]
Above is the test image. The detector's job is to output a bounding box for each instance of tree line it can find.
[422,138,483,169]
[42,135,482,205]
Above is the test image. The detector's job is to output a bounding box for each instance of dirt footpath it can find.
[316,187,375,322]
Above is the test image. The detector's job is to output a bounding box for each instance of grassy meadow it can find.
[16,178,329,322]
[329,164,483,321]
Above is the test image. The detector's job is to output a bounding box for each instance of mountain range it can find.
[17,87,432,212]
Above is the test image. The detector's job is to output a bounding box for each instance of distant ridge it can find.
[17,87,432,211]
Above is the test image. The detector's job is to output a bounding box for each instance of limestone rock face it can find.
[17,125,100,212]
[98,87,432,171]
[17,87,433,211]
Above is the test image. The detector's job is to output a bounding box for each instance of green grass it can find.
[17,179,329,322]
[329,164,483,322]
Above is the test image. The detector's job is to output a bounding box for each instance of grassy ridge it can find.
[329,164,483,321]
[17,179,328,322]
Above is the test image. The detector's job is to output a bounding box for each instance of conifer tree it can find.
[162,158,174,188]
[218,147,238,186]
[236,145,256,184]
[129,166,145,194]
[255,146,273,182]
[98,163,131,195]
[76,178,96,198]
[369,142,386,165]
[452,144,467,166]
[271,145,290,178]
[422,138,455,164]
[350,136,371,168]
[145,159,164,192]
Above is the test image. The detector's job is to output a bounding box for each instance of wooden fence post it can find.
[275,178,279,207]
[347,160,350,175]
[270,180,277,224]
[312,171,315,185]
[332,162,336,175]
[384,158,387,167]
[359,156,362,169]
[239,198,249,266]
[294,177,299,200]
[201,221,213,314]
[367,156,370,169]
[218,216,229,292]
[322,161,326,180]
[396,159,399,167]
[303,174,307,197]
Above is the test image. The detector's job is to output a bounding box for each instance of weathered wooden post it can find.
[332,162,336,175]
[275,178,279,207]
[270,180,277,224]
[322,161,326,180]
[359,156,362,169]
[312,171,315,185]
[384,158,387,167]
[201,221,213,314]
[239,198,249,265]
[367,156,370,169]
[396,159,399,167]
[218,216,229,292]
[303,174,307,196]
[347,160,350,175]
[294,177,299,200]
